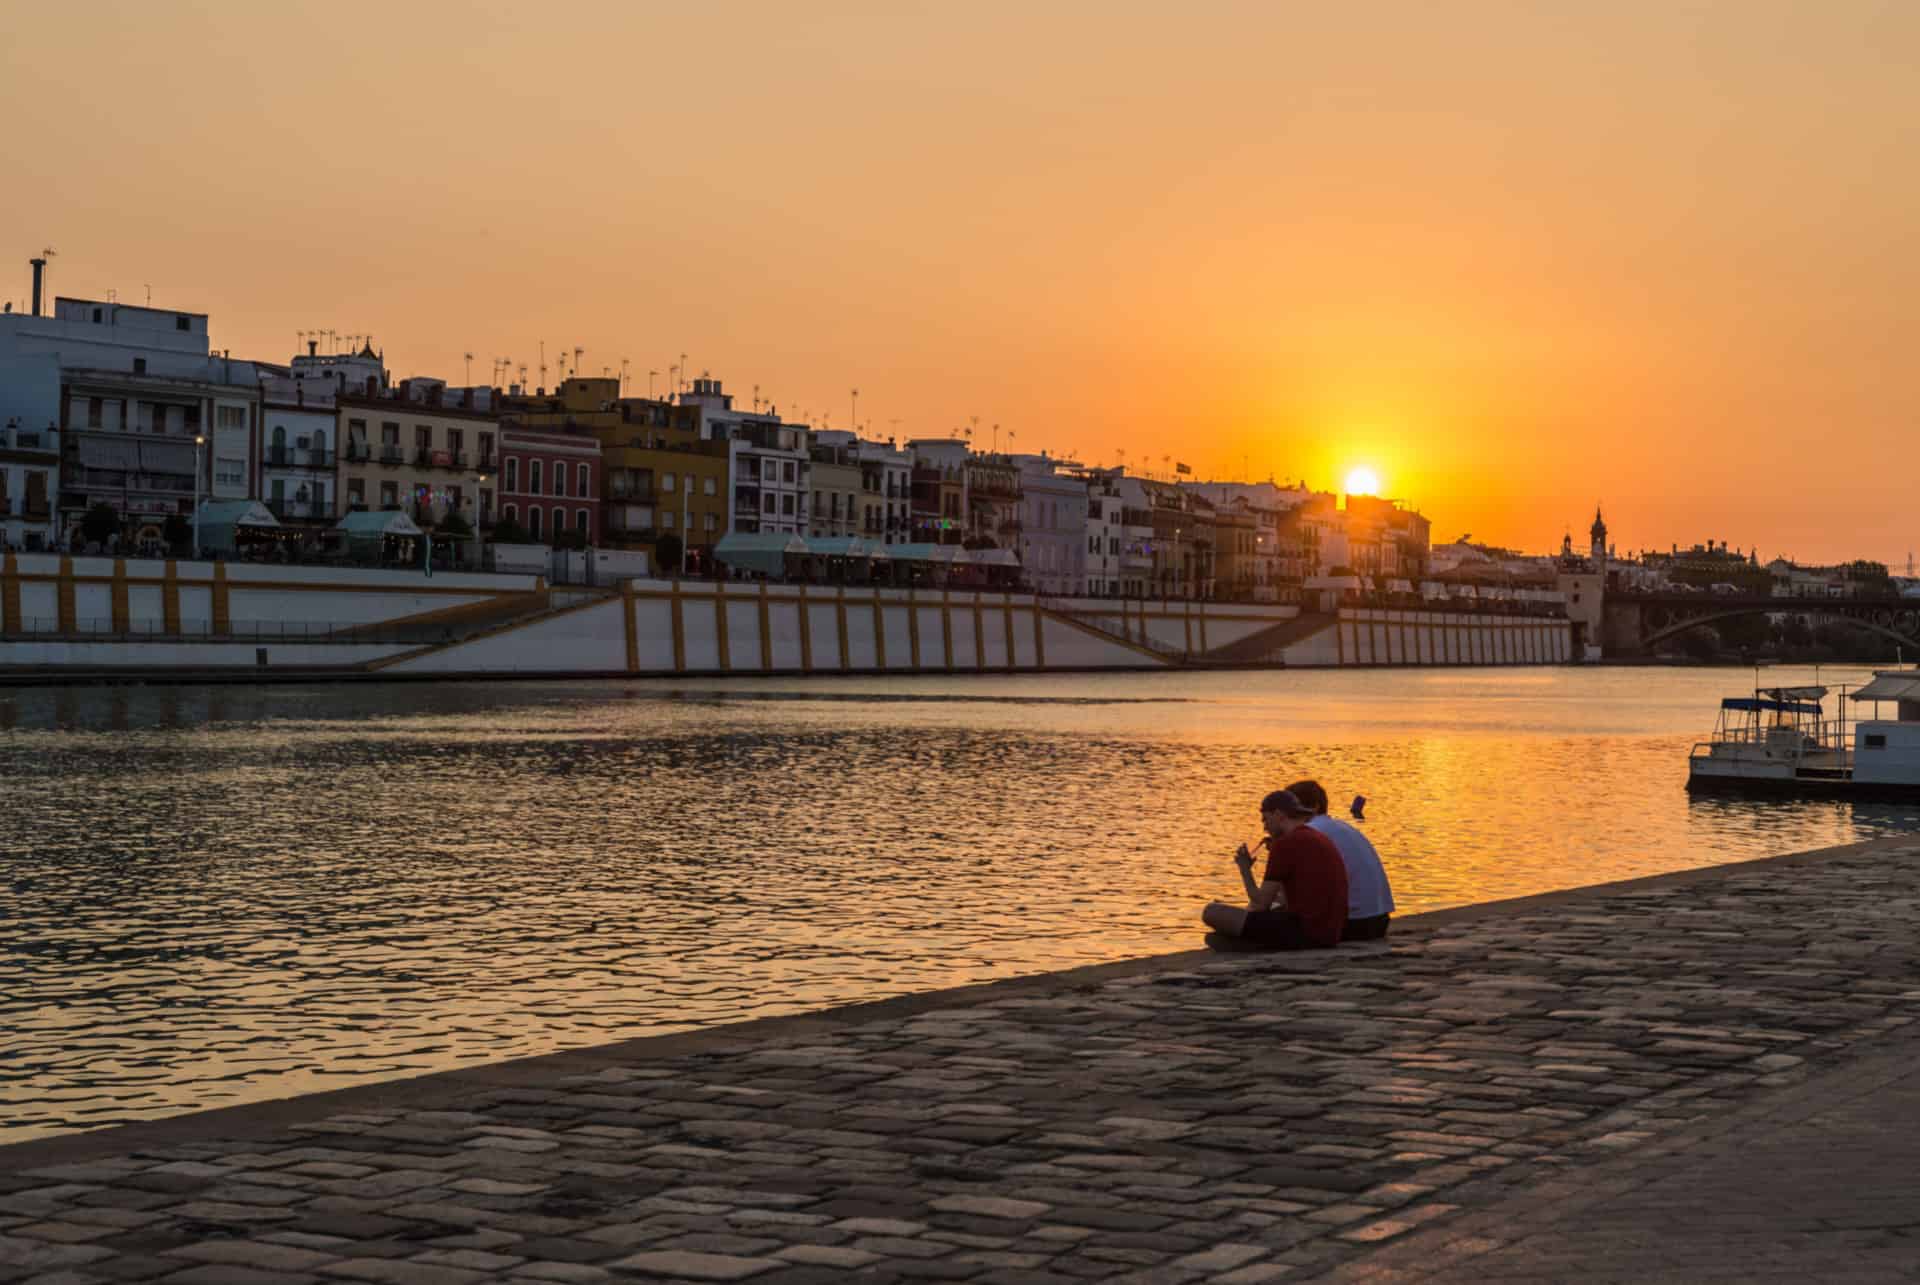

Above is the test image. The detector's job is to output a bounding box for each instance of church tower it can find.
[1590,506,1608,570]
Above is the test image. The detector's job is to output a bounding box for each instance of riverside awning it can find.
[887,543,972,566]
[803,536,889,561]
[714,532,809,576]
[193,500,282,554]
[334,510,424,539]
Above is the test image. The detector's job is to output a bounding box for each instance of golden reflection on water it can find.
[3,666,1916,1141]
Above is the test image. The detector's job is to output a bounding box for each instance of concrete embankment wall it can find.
[1280,607,1573,666]
[0,552,539,637]
[0,558,1574,677]
[379,582,1166,676]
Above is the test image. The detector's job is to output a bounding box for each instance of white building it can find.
[1013,454,1088,596]
[1080,470,1155,597]
[0,417,59,551]
[681,378,811,537]
[0,294,263,551]
[259,374,339,531]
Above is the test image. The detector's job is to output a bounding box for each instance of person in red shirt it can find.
[1202,788,1350,949]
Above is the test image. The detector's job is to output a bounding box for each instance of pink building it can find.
[498,425,601,544]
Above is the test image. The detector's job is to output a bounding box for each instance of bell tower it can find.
[1590,506,1608,570]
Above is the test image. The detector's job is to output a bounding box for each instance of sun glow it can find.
[1344,467,1382,497]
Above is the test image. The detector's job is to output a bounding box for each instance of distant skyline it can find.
[4,1,1916,563]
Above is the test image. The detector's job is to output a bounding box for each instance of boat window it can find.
[1865,734,1887,749]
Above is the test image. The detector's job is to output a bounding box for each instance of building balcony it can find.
[452,451,469,469]
[345,442,372,462]
[414,447,435,466]
[380,446,403,465]
[0,427,55,454]
[267,447,336,469]
[477,452,496,471]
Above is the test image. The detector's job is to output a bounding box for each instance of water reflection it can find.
[3,666,1913,1141]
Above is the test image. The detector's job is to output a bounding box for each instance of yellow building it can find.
[338,384,498,532]
[502,377,728,569]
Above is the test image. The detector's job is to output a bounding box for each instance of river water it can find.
[5,665,1916,1142]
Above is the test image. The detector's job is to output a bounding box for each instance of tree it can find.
[81,503,120,548]
[437,509,472,538]
[489,517,532,544]
[653,533,683,574]
[163,514,190,552]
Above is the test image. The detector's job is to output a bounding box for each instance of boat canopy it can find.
[1721,696,1823,716]
[1851,673,1920,703]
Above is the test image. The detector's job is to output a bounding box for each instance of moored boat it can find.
[1687,671,1920,799]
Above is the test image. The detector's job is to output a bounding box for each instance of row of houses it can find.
[0,281,1431,597]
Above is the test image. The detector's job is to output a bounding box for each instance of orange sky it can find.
[5,1,1916,563]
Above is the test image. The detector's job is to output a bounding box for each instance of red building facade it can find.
[498,426,601,544]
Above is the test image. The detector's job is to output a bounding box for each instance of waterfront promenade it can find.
[4,837,1917,1283]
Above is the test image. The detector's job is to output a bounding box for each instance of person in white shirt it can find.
[1286,779,1395,939]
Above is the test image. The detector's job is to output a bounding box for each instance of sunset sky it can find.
[4,1,1915,563]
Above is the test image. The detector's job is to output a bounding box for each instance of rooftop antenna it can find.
[648,369,659,398]
[573,347,585,381]
[850,387,859,432]
[678,352,688,394]
[463,352,474,386]
[620,357,630,396]
[753,383,760,412]
[36,247,55,316]
[538,341,547,391]
[668,363,680,400]
[144,283,151,306]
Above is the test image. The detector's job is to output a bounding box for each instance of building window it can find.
[782,493,795,515]
[133,357,147,374]
[529,460,543,494]
[528,507,543,539]
[663,471,676,493]
[577,463,590,496]
[478,432,494,463]
[763,494,776,513]
[703,477,715,496]
[217,405,246,430]
[504,503,518,524]
[175,315,190,332]
[705,512,718,533]
[576,507,589,534]
[504,457,518,491]
[215,458,243,488]
[381,421,400,446]
[552,463,566,498]
[347,478,366,508]
[380,481,399,508]
[479,488,492,522]
[783,461,795,483]
[663,511,676,530]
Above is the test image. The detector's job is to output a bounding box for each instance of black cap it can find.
[1260,788,1314,817]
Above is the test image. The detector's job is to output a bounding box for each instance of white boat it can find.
[1687,671,1920,798]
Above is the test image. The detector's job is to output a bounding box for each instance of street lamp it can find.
[192,433,205,560]
[471,470,490,570]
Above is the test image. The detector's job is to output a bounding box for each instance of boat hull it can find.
[1686,770,1920,802]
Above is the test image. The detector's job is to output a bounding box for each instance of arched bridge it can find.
[1602,592,1920,656]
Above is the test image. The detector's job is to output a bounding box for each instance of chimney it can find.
[308,340,318,357]
[29,257,45,316]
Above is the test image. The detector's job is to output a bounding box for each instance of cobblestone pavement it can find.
[5,838,1919,1284]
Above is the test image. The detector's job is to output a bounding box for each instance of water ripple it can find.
[4,667,1916,1140]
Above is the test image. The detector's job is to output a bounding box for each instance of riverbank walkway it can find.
[5,837,1918,1283]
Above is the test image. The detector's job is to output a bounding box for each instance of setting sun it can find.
[1345,467,1382,497]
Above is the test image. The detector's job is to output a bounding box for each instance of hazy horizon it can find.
[4,0,1915,563]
